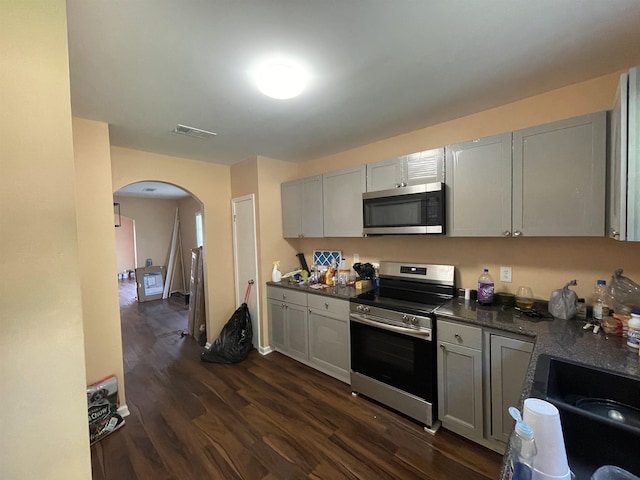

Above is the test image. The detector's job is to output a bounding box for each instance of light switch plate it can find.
[500,266,512,283]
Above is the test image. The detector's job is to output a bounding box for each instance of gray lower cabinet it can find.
[488,333,534,444]
[307,295,350,383]
[267,287,308,363]
[437,320,484,442]
[437,319,533,453]
[267,286,350,383]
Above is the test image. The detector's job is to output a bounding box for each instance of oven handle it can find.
[350,313,432,340]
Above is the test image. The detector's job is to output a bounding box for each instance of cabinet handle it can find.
[513,230,522,237]
[325,302,329,309]
[611,229,620,238]
[282,294,286,300]
[454,333,461,339]
[440,344,446,350]
[503,230,511,237]
[394,183,401,188]
[281,303,285,308]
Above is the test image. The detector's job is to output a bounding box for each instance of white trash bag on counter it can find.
[608,269,640,315]
[548,279,578,320]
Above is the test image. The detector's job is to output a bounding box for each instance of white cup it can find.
[522,398,571,480]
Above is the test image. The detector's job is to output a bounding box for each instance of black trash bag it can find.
[201,303,253,364]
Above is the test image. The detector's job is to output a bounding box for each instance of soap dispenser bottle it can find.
[271,261,282,282]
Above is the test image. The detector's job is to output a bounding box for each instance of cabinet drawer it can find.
[437,320,482,349]
[267,286,307,306]
[307,294,349,317]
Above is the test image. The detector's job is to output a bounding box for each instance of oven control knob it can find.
[363,306,370,313]
[410,316,418,325]
[402,314,410,324]
[356,305,363,312]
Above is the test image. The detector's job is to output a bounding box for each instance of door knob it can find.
[513,230,522,237]
[503,230,511,237]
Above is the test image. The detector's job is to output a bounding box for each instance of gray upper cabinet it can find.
[447,112,606,237]
[366,158,404,191]
[281,175,323,238]
[366,148,444,192]
[446,134,512,237]
[513,112,606,237]
[608,67,640,242]
[323,165,366,237]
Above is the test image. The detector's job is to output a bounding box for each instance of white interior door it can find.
[231,194,261,350]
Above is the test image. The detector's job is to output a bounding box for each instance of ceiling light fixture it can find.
[255,60,308,99]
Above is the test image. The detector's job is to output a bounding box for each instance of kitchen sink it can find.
[531,355,640,480]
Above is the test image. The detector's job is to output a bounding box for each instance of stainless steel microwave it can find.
[362,182,445,235]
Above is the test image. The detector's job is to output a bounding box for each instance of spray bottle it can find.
[271,261,282,282]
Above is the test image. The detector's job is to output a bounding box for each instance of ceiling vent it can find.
[172,124,217,139]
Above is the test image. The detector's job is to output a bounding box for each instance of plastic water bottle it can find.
[477,269,494,305]
[593,279,610,320]
[509,407,537,480]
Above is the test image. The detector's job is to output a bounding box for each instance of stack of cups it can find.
[522,398,571,480]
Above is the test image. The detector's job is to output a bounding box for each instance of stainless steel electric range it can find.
[349,261,455,432]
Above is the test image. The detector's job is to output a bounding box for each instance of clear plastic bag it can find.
[548,279,578,320]
[608,269,640,315]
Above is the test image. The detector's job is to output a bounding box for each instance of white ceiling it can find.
[67,0,640,166]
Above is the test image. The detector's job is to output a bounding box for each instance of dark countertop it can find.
[266,280,368,301]
[438,298,640,480]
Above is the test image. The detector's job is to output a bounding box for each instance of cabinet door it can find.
[445,134,512,237]
[366,158,403,191]
[323,166,366,237]
[300,176,324,238]
[489,335,533,444]
[281,180,302,238]
[308,307,349,383]
[405,148,444,185]
[268,298,286,350]
[437,341,484,441]
[513,112,606,236]
[286,302,309,362]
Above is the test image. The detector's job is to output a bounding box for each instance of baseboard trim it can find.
[259,345,273,355]
[117,404,131,418]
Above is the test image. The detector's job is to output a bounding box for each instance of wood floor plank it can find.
[90,279,502,479]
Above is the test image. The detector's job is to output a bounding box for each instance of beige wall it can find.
[0,2,92,479]
[230,156,301,346]
[115,215,136,273]
[111,147,235,341]
[73,117,127,406]
[291,71,640,303]
[114,196,178,269]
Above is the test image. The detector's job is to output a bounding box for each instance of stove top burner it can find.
[350,261,456,316]
[352,290,442,317]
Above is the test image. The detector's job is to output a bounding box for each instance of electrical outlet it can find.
[500,266,512,283]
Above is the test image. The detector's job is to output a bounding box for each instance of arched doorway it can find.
[113,181,204,327]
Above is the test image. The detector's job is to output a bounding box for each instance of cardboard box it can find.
[87,375,125,445]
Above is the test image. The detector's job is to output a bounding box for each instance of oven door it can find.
[350,316,435,402]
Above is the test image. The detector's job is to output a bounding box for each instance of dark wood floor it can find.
[91,279,502,479]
